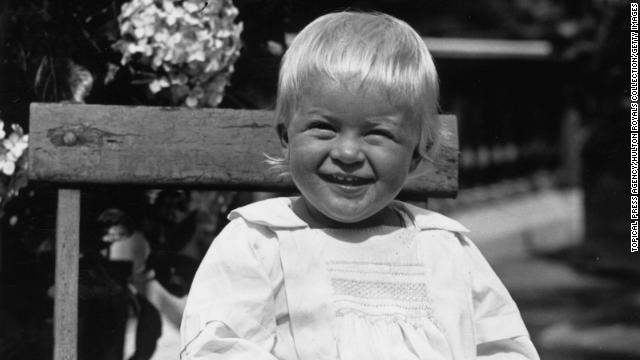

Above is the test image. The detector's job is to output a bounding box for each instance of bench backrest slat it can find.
[28,103,458,198]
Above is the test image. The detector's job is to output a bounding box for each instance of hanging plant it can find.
[113,0,243,107]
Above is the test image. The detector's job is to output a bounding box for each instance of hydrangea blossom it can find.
[0,123,28,176]
[114,0,243,107]
[0,120,28,210]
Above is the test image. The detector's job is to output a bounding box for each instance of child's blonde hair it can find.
[268,11,440,176]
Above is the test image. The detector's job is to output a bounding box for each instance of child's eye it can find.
[368,129,395,139]
[308,121,335,133]
[308,121,335,135]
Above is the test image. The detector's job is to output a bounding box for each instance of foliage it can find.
[1,0,129,105]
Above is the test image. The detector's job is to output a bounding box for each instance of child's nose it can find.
[330,137,365,164]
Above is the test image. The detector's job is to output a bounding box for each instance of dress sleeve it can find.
[180,218,281,360]
[477,336,540,359]
[459,235,540,360]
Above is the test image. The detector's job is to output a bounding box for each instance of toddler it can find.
[180,11,540,360]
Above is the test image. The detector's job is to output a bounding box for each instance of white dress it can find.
[180,197,540,360]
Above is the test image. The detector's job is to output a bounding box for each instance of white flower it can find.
[164,9,180,26]
[151,52,165,69]
[187,49,206,62]
[9,137,28,161]
[0,121,28,203]
[167,33,183,46]
[0,155,16,176]
[149,78,170,93]
[170,74,189,85]
[223,6,238,17]
[144,25,155,38]
[133,27,146,40]
[162,0,175,13]
[213,38,224,49]
[185,96,198,108]
[205,59,220,73]
[153,30,170,43]
[3,127,28,162]
[182,1,200,14]
[120,2,136,18]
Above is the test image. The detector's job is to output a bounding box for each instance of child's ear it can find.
[277,123,289,149]
[409,148,422,173]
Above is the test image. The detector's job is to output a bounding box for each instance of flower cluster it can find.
[114,0,243,107]
[0,120,28,208]
[0,122,28,177]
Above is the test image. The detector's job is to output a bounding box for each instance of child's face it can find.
[282,77,421,227]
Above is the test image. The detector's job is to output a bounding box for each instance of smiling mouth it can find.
[320,173,374,187]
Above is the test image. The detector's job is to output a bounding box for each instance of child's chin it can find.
[322,208,383,227]
[299,194,385,227]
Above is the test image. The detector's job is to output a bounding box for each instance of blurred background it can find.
[0,0,634,359]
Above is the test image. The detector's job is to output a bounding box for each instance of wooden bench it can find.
[27,102,459,360]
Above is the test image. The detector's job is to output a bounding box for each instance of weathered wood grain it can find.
[54,189,80,360]
[29,103,458,197]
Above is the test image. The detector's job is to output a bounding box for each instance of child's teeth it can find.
[334,175,358,183]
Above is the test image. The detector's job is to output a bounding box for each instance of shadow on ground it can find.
[493,248,640,360]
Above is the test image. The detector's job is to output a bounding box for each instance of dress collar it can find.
[228,196,469,233]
